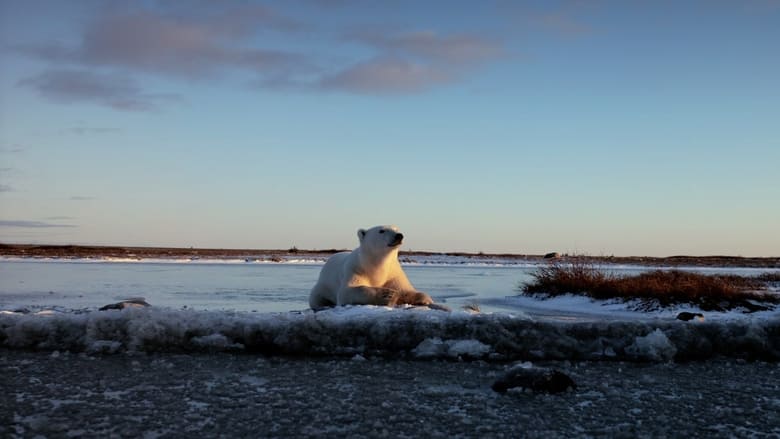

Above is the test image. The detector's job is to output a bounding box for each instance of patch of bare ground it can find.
[1,244,779,268]
[521,262,780,312]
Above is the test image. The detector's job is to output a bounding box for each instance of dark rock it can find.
[676,312,704,321]
[492,366,576,394]
[99,298,151,311]
[543,252,561,259]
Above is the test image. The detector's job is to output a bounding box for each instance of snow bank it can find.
[1,307,778,362]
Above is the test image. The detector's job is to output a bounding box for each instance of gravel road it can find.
[2,351,779,438]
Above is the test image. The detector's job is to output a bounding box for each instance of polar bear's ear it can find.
[357,228,366,242]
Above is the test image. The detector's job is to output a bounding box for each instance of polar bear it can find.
[309,225,437,309]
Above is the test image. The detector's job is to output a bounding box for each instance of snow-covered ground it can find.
[4,257,778,438]
[488,292,780,322]
[2,257,778,362]
[0,254,547,267]
[2,305,778,362]
[2,258,778,439]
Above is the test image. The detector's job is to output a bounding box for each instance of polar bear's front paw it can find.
[410,292,434,306]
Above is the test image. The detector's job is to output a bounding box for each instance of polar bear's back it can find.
[309,251,353,308]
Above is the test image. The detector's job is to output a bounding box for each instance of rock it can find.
[492,365,576,394]
[676,312,704,321]
[543,252,561,259]
[99,298,151,311]
[424,303,452,312]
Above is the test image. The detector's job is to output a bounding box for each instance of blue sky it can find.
[1,0,778,256]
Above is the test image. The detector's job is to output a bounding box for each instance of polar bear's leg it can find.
[338,286,433,306]
[336,286,387,305]
[387,290,434,306]
[309,284,336,309]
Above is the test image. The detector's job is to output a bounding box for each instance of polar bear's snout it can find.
[389,232,404,247]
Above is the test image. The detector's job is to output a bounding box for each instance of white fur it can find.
[309,225,434,309]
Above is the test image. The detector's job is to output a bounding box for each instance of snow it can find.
[5,255,780,273]
[489,292,780,322]
[412,338,492,359]
[0,254,577,268]
[625,329,677,362]
[1,305,778,362]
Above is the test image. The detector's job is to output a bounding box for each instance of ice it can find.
[190,333,244,350]
[1,306,778,361]
[87,340,122,354]
[625,329,677,361]
[412,338,492,358]
[0,254,539,267]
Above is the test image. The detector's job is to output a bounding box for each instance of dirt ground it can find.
[2,351,779,438]
[2,243,779,268]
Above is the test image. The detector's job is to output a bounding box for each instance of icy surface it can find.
[5,353,780,438]
[3,258,777,316]
[1,306,778,361]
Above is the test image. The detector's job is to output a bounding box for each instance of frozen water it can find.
[2,257,777,317]
[0,258,535,313]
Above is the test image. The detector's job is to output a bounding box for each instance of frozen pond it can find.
[1,258,778,317]
[0,258,540,313]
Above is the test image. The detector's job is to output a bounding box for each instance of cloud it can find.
[319,58,449,94]
[64,126,121,135]
[0,220,77,228]
[0,146,25,154]
[14,3,508,100]
[350,30,503,65]
[0,168,15,192]
[20,6,306,80]
[18,69,177,111]
[70,195,95,201]
[501,1,594,37]
[317,30,504,93]
[535,13,592,36]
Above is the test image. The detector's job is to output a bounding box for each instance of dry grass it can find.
[757,272,780,282]
[522,262,780,312]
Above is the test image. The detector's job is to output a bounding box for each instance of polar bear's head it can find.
[357,225,404,253]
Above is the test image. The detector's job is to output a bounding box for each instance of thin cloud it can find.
[350,30,504,65]
[19,7,307,80]
[0,220,77,228]
[502,1,595,37]
[536,13,592,36]
[0,168,15,192]
[319,58,449,94]
[320,30,504,94]
[0,146,25,154]
[70,195,95,201]
[18,69,177,112]
[65,126,121,135]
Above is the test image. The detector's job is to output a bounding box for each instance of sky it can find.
[0,0,778,257]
